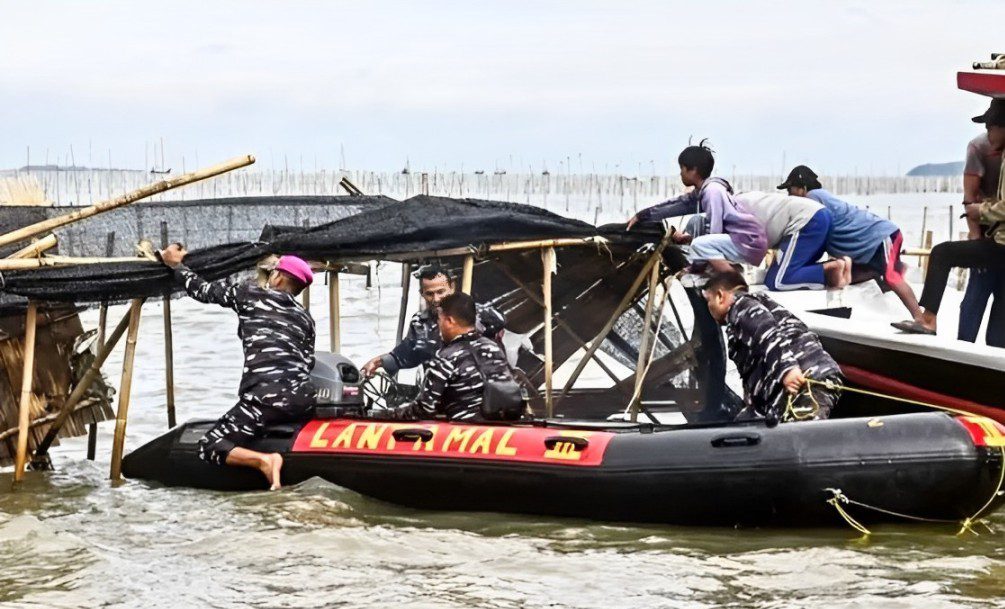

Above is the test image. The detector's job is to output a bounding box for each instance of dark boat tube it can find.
[121,412,1005,527]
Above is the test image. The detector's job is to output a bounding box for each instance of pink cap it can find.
[276,255,313,285]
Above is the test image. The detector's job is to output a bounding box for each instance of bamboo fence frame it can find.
[12,303,38,484]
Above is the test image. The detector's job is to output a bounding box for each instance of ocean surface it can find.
[2,193,1004,608]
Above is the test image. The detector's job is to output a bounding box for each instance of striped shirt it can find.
[388,330,514,421]
[174,266,316,402]
[725,292,841,420]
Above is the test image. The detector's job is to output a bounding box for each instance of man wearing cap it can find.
[780,165,922,321]
[160,244,316,489]
[955,98,1005,346]
[893,99,1005,342]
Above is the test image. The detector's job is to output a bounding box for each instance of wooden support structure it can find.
[109,299,143,481]
[629,263,661,423]
[542,247,555,417]
[343,237,607,265]
[461,254,474,294]
[89,231,115,459]
[12,302,38,484]
[33,305,137,463]
[7,234,57,259]
[328,271,341,352]
[161,222,177,429]
[396,263,411,342]
[302,280,311,310]
[921,230,934,280]
[0,155,255,250]
[492,261,630,395]
[560,232,674,397]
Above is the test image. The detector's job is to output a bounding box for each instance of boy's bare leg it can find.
[889,279,924,321]
[707,259,735,273]
[226,447,284,490]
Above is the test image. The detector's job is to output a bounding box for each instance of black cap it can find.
[972,98,1005,127]
[777,165,820,190]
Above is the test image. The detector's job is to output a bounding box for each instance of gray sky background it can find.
[1,0,1003,176]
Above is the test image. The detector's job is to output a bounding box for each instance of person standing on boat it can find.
[733,191,850,290]
[893,99,1005,343]
[160,245,316,490]
[361,264,506,377]
[778,165,923,320]
[627,141,768,272]
[375,292,517,421]
[703,270,843,425]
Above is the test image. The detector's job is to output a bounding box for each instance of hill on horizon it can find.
[906,161,964,177]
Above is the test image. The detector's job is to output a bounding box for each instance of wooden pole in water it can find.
[542,247,555,417]
[89,231,116,459]
[0,155,255,249]
[918,206,928,268]
[109,299,143,481]
[302,280,311,310]
[161,222,176,429]
[328,271,341,352]
[629,263,661,423]
[396,263,411,342]
[461,254,474,294]
[33,305,138,463]
[13,302,38,484]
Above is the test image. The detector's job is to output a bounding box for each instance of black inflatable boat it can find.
[122,411,1005,527]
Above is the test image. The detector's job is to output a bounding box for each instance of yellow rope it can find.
[801,377,1005,536]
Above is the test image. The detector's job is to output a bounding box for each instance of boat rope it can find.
[798,377,1005,537]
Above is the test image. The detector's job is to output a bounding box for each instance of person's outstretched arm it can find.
[627,191,699,229]
[161,244,239,311]
[382,354,455,420]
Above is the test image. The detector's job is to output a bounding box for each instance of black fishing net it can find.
[0,196,681,307]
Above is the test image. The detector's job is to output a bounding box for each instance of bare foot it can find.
[823,259,848,289]
[259,453,284,490]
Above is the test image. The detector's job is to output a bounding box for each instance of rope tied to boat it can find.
[802,377,1005,537]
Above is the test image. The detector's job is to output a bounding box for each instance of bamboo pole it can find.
[341,237,606,264]
[0,254,153,271]
[161,222,176,429]
[0,155,255,250]
[629,263,661,423]
[461,254,474,294]
[302,280,311,310]
[542,247,555,417]
[12,303,38,484]
[110,299,143,481]
[328,271,341,352]
[560,232,674,397]
[33,305,138,462]
[492,261,630,394]
[6,234,57,259]
[396,263,411,342]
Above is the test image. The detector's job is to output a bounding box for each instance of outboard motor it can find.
[310,352,365,418]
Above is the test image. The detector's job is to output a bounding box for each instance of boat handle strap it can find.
[392,428,434,442]
[711,434,761,448]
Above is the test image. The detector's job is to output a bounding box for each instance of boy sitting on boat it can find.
[375,292,518,421]
[779,164,922,321]
[161,244,316,490]
[703,270,844,425]
[361,264,506,377]
[627,141,768,272]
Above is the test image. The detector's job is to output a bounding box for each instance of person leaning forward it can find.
[361,264,506,377]
[703,270,844,425]
[161,245,317,490]
[376,292,518,421]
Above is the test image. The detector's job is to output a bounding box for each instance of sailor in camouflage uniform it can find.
[703,270,843,425]
[161,245,316,489]
[362,265,506,377]
[379,292,516,421]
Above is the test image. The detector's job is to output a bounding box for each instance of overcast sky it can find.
[1,0,1002,176]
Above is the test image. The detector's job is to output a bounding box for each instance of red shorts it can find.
[866,230,905,286]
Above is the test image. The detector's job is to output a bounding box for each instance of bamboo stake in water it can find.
[328,271,341,352]
[161,222,176,429]
[542,247,555,417]
[13,302,38,484]
[630,264,661,423]
[109,299,144,481]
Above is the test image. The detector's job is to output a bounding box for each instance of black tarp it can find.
[0,196,683,305]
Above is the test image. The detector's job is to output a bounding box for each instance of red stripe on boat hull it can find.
[840,364,1005,423]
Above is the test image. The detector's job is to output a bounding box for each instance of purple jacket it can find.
[634,178,767,264]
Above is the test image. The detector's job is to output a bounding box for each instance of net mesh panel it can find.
[0,196,681,310]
